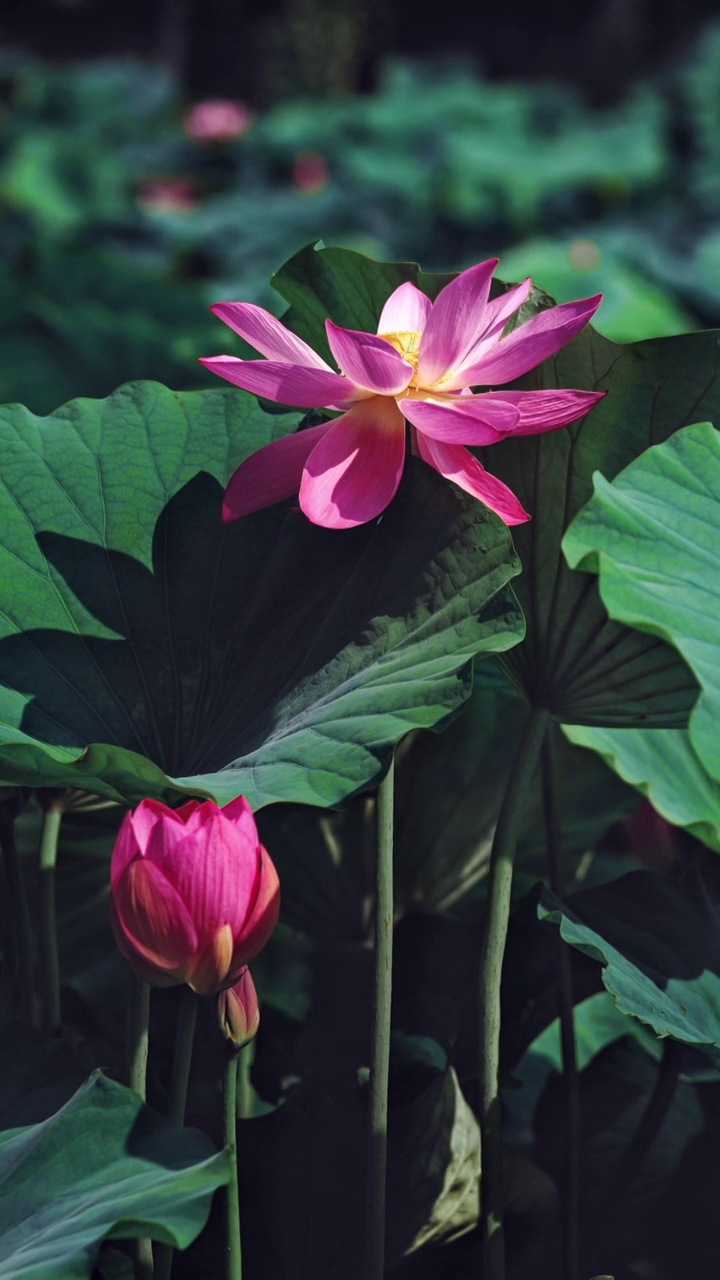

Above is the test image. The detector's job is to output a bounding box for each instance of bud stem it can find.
[363,757,395,1280]
[224,1049,243,1280]
[156,986,199,1280]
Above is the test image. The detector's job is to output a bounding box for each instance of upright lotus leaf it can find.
[0,1071,228,1280]
[539,871,720,1063]
[484,327,720,725]
[564,724,720,853]
[0,380,522,809]
[564,421,720,774]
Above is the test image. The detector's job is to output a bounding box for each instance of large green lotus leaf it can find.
[0,381,522,808]
[563,421,720,777]
[539,871,720,1062]
[485,327,720,725]
[0,1071,228,1280]
[564,724,720,852]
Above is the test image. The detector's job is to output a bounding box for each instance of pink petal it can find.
[377,282,432,336]
[223,420,333,522]
[210,302,333,369]
[415,433,530,525]
[220,794,260,846]
[325,321,413,395]
[188,923,235,994]
[400,394,520,444]
[450,294,602,388]
[112,859,199,976]
[416,259,499,387]
[200,356,358,408]
[231,846,281,967]
[162,820,261,938]
[125,799,190,874]
[110,812,141,889]
[481,388,607,435]
[299,397,406,528]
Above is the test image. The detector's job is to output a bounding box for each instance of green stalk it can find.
[541,728,580,1280]
[479,706,550,1280]
[237,1038,256,1120]
[127,973,154,1280]
[224,1049,243,1280]
[363,758,395,1280]
[156,986,199,1280]
[38,797,64,1035]
[0,804,36,1024]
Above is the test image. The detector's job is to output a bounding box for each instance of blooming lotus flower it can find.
[185,99,253,142]
[110,797,279,995]
[218,967,260,1049]
[200,259,604,529]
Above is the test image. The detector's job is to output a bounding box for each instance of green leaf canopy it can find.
[0,380,523,808]
[0,1071,228,1280]
[564,421,720,776]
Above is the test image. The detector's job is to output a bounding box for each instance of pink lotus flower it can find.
[218,967,260,1049]
[110,797,279,995]
[201,259,604,528]
[185,99,253,142]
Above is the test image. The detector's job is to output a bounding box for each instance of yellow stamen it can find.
[378,330,422,365]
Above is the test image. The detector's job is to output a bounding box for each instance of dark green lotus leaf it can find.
[0,1070,228,1280]
[0,380,522,808]
[487,326,720,726]
[539,871,720,1061]
[564,421,720,778]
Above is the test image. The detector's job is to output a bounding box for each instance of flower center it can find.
[378,330,422,368]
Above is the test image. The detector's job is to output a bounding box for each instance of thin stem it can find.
[156,986,199,1280]
[38,798,64,1035]
[126,973,154,1280]
[0,805,36,1024]
[542,728,580,1280]
[479,706,550,1280]
[127,973,151,1100]
[237,1038,255,1120]
[224,1050,242,1280]
[364,758,395,1280]
[167,985,199,1125]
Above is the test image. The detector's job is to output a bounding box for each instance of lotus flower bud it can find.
[218,967,260,1049]
[110,797,279,995]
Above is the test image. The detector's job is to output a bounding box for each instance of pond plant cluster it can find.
[0,233,719,1280]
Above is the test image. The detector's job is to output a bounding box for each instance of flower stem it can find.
[0,803,35,1024]
[167,985,199,1125]
[156,986,199,1280]
[126,973,154,1280]
[479,706,550,1280]
[237,1038,255,1120]
[38,797,64,1035]
[224,1049,242,1280]
[541,727,580,1280]
[364,758,395,1280]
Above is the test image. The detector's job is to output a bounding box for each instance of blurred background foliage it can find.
[2,12,720,411]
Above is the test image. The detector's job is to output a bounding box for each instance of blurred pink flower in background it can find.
[136,176,198,214]
[218,967,261,1049]
[201,258,604,529]
[185,98,253,142]
[110,797,280,994]
[293,151,330,194]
